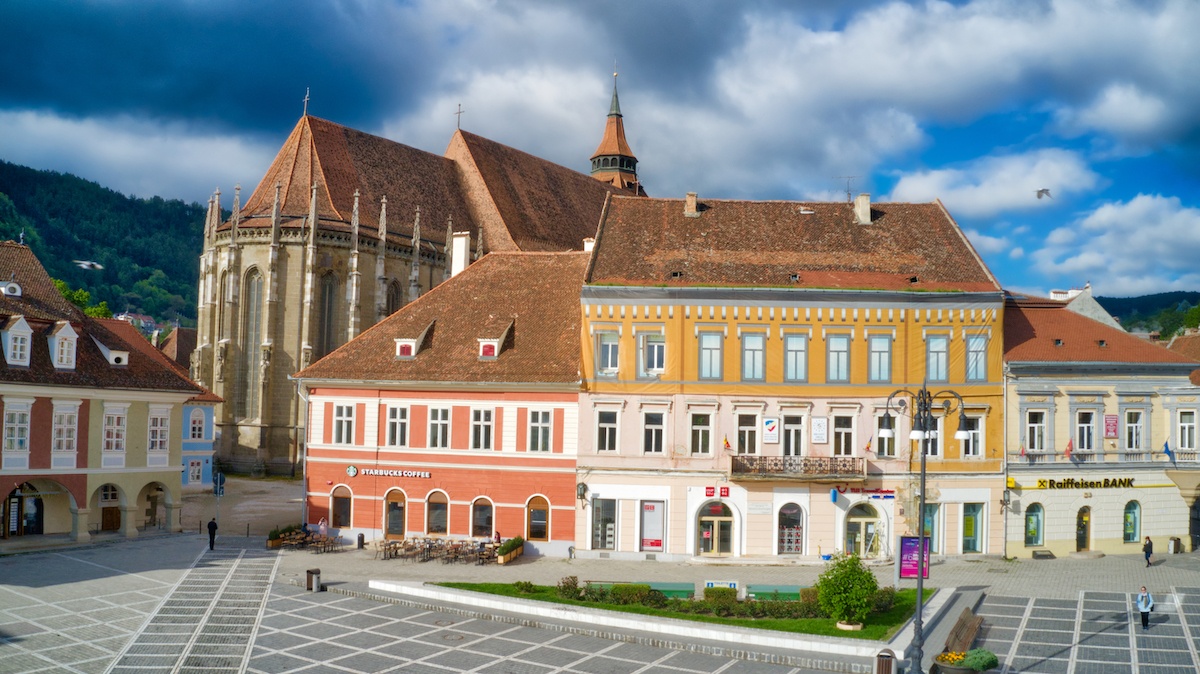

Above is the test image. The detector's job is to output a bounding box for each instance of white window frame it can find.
[783,334,807,382]
[529,409,551,452]
[1180,410,1197,452]
[698,332,723,380]
[874,413,896,458]
[965,334,987,381]
[783,415,805,456]
[640,333,665,378]
[188,460,202,482]
[827,334,850,383]
[1075,410,1096,452]
[54,330,78,369]
[926,334,949,383]
[741,332,765,381]
[3,399,32,452]
[472,408,494,450]
[1124,409,1145,451]
[690,412,711,455]
[333,404,355,445]
[1026,410,1047,452]
[923,416,944,457]
[428,407,450,449]
[832,415,855,457]
[737,413,758,455]
[103,404,129,453]
[52,402,80,454]
[189,408,206,440]
[597,332,620,376]
[597,409,619,452]
[386,406,409,447]
[147,406,171,453]
[643,411,665,453]
[961,415,984,458]
[3,317,32,367]
[868,335,891,383]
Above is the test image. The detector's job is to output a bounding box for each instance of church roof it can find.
[447,130,628,252]
[158,326,196,369]
[590,79,635,160]
[586,197,1000,292]
[296,252,589,385]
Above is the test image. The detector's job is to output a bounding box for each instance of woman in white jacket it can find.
[1136,586,1154,631]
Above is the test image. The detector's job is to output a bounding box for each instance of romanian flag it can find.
[1064,438,1073,460]
[723,435,731,451]
[864,438,872,453]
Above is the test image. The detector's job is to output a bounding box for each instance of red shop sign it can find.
[705,486,715,497]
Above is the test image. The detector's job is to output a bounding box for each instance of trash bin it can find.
[306,568,321,592]
[357,533,365,549]
[874,649,895,674]
[1170,537,1182,554]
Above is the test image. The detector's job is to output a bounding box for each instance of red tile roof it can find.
[587,197,1000,292]
[159,327,196,369]
[101,319,222,403]
[1004,298,1200,365]
[1167,332,1200,362]
[296,252,590,384]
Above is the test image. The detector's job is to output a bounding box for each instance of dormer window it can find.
[395,340,417,359]
[90,336,129,366]
[479,340,499,360]
[50,321,78,370]
[2,316,32,367]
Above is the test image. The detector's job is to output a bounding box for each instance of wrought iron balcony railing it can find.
[730,455,865,481]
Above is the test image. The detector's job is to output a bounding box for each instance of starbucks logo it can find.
[346,465,358,477]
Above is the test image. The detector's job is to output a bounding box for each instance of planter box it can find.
[497,545,523,564]
[266,538,283,549]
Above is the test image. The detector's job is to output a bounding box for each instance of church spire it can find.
[590,71,643,194]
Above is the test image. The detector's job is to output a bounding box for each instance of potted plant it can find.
[266,528,282,549]
[496,536,525,564]
[935,648,999,673]
[815,553,878,630]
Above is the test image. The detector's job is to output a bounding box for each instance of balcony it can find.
[731,456,866,483]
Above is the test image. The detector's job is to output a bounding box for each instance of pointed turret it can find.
[590,73,643,194]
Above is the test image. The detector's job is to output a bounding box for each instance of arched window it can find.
[331,486,352,528]
[778,503,804,554]
[386,281,404,316]
[385,490,406,540]
[189,409,205,440]
[316,273,338,359]
[236,268,263,419]
[1025,503,1044,546]
[426,492,448,534]
[526,496,549,541]
[1124,501,1141,543]
[472,498,494,538]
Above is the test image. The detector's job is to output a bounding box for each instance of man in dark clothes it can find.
[208,518,218,550]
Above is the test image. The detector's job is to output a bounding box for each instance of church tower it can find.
[590,74,644,194]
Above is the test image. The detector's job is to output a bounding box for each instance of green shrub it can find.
[582,584,609,602]
[816,553,879,624]
[961,648,999,671]
[795,595,827,618]
[513,581,536,594]
[556,576,581,600]
[609,583,652,605]
[496,536,524,556]
[872,586,897,613]
[268,528,281,541]
[799,586,820,604]
[642,589,668,608]
[704,587,738,606]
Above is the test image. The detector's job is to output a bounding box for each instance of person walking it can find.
[1143,536,1154,567]
[207,518,218,551]
[1136,586,1154,631]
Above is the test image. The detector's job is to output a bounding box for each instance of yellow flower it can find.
[935,651,966,664]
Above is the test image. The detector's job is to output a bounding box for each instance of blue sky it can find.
[1,0,1197,298]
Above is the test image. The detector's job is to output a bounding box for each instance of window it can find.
[53,406,78,453]
[331,486,351,528]
[429,408,449,449]
[1125,410,1144,450]
[386,407,408,447]
[961,417,982,458]
[741,333,765,381]
[316,273,338,360]
[104,408,127,452]
[386,281,404,316]
[962,503,983,553]
[1075,411,1096,452]
[778,503,804,554]
[827,335,850,382]
[592,498,616,549]
[148,409,170,452]
[333,405,354,445]
[690,413,711,454]
[698,332,722,379]
[597,333,619,376]
[426,492,448,534]
[966,335,987,381]
[868,335,891,382]
[597,410,618,451]
[783,416,804,456]
[237,269,263,419]
[1180,410,1197,451]
[737,414,757,454]
[926,335,949,382]
[784,335,807,382]
[922,416,943,457]
[101,484,119,504]
[472,498,493,538]
[189,460,202,482]
[6,324,30,366]
[640,333,665,377]
[833,415,854,456]
[189,409,205,440]
[643,412,664,453]
[55,331,76,369]
[472,409,493,450]
[1026,411,1046,452]
[527,496,549,541]
[874,415,896,458]
[529,410,551,452]
[1123,501,1141,543]
[3,405,30,452]
[923,503,941,554]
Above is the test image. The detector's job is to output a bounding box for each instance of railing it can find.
[1010,450,1200,466]
[731,456,865,481]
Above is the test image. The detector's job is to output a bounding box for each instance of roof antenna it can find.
[303,87,310,116]
[455,103,464,130]
[836,176,857,203]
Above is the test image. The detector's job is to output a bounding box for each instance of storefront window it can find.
[527,496,549,541]
[385,492,405,539]
[331,486,351,528]
[472,498,493,538]
[962,503,983,553]
[592,498,616,549]
[427,492,448,534]
[922,503,940,553]
[1025,503,1044,546]
[1124,501,1140,543]
[778,503,803,554]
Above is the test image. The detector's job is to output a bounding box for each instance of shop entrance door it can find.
[697,502,733,556]
[845,503,881,557]
[1076,507,1091,552]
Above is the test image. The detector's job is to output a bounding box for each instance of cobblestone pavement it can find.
[7,532,1200,673]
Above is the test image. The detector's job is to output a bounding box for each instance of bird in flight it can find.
[1036,189,1053,200]
[73,260,103,270]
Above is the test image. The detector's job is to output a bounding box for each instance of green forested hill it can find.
[0,160,211,325]
[1096,292,1200,339]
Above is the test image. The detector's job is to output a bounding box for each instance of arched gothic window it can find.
[386,281,404,316]
[236,268,263,419]
[316,273,338,359]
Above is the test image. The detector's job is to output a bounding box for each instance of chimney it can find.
[854,193,872,225]
[684,192,699,218]
[451,231,471,277]
[583,237,595,252]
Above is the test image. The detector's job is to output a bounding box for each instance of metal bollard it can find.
[357,533,365,549]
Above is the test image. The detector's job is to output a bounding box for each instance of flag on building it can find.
[1164,440,1176,465]
[723,435,731,451]
[1065,438,1073,460]
[1019,442,1026,458]
[864,438,872,453]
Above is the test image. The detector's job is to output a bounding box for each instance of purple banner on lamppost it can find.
[900,535,930,579]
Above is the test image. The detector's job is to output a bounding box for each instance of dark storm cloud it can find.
[0,0,437,134]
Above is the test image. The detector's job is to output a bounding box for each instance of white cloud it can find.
[964,228,1010,255]
[887,149,1100,217]
[1031,194,1200,295]
[1009,247,1025,259]
[0,110,274,204]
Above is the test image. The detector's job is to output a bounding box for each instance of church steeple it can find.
[590,73,643,195]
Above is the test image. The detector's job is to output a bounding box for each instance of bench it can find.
[586,581,696,599]
[944,606,984,654]
[746,584,805,601]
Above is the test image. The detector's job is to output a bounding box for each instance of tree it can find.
[816,553,879,625]
[53,278,113,318]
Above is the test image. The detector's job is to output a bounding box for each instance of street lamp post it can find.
[878,384,970,674]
